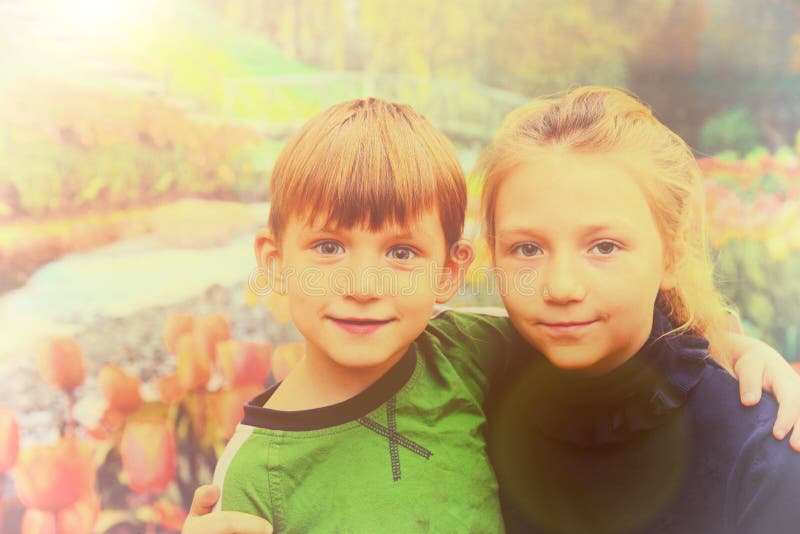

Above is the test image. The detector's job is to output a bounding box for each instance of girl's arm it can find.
[182,485,273,534]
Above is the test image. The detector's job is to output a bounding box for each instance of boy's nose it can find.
[347,262,385,302]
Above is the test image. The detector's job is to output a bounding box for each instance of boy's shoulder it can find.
[426,307,512,338]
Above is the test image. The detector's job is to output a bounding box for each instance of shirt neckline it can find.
[242,345,418,431]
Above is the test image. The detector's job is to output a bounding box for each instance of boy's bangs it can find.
[298,123,438,232]
[273,100,465,244]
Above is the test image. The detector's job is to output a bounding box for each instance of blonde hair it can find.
[268,98,466,248]
[477,86,730,346]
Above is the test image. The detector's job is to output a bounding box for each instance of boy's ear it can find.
[435,240,475,304]
[254,228,285,295]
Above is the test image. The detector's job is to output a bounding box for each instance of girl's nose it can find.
[540,258,587,303]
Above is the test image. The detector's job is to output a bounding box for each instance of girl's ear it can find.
[435,240,475,304]
[254,228,285,295]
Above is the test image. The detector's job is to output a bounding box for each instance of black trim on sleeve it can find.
[242,346,417,431]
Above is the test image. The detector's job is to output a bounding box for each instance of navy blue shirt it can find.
[487,310,800,533]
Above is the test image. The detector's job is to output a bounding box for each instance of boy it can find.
[210,98,513,532]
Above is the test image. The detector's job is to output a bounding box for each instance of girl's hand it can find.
[182,485,273,534]
[726,333,800,451]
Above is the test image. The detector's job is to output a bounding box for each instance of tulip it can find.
[216,340,272,388]
[20,491,99,534]
[97,365,142,415]
[163,313,195,355]
[36,337,86,393]
[272,343,304,382]
[57,490,100,534]
[15,437,96,511]
[155,373,186,405]
[207,385,263,439]
[176,334,212,391]
[193,314,231,362]
[152,500,188,532]
[120,420,177,494]
[21,508,56,534]
[0,408,19,474]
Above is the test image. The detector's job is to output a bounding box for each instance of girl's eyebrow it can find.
[497,220,636,241]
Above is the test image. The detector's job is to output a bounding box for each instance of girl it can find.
[480,86,800,533]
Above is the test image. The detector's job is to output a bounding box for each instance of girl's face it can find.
[493,150,674,374]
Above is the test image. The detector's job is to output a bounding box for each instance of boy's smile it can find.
[493,150,673,375]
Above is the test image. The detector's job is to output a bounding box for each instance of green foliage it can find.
[715,239,800,361]
[699,107,761,157]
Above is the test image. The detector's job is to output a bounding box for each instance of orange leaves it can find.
[36,337,86,393]
[120,420,177,494]
[0,408,19,474]
[98,365,143,415]
[14,437,96,512]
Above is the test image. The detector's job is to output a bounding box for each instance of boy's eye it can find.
[512,243,542,257]
[590,241,619,255]
[387,246,416,261]
[314,241,345,255]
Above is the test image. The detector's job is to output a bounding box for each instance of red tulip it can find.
[272,343,304,382]
[36,337,86,393]
[155,373,186,405]
[0,408,19,474]
[97,365,142,415]
[216,340,272,388]
[120,420,177,494]
[163,313,195,355]
[176,334,212,391]
[15,437,96,511]
[193,314,231,362]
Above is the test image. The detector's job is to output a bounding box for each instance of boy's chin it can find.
[328,348,408,372]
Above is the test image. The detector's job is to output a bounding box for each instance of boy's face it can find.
[492,150,674,374]
[260,209,464,378]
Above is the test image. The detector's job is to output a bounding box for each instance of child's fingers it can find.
[790,422,800,452]
[189,484,221,516]
[772,377,800,441]
[734,355,763,406]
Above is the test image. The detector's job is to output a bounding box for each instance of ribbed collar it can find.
[242,345,417,431]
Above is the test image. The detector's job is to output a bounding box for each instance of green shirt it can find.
[213,310,512,533]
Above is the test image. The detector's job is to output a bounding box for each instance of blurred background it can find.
[0,0,798,531]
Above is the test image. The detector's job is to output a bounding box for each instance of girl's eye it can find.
[590,241,619,255]
[314,241,344,255]
[512,243,542,257]
[388,246,416,261]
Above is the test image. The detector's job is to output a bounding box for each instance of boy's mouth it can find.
[327,316,395,335]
